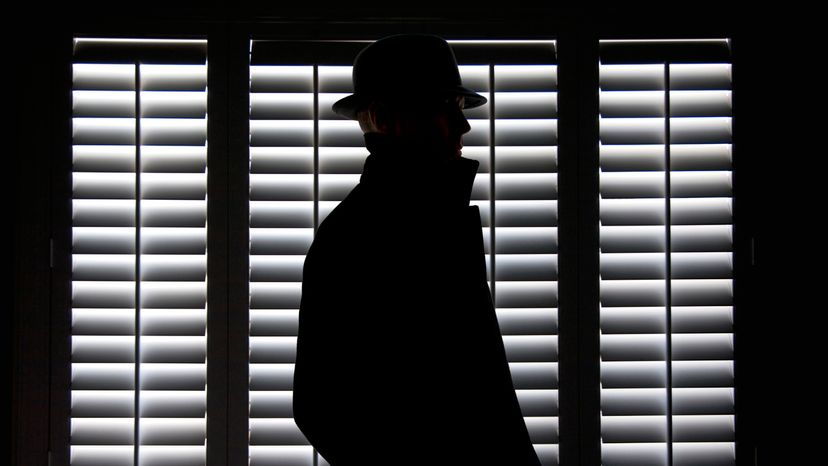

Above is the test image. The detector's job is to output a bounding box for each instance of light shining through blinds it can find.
[71,39,208,466]
[248,40,558,466]
[598,40,734,466]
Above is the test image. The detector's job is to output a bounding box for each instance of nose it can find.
[453,107,471,135]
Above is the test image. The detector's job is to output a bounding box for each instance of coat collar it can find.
[359,132,480,210]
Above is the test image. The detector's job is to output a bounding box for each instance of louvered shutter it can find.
[71,38,208,466]
[598,40,734,466]
[248,40,558,466]
[248,47,320,466]
[463,42,560,465]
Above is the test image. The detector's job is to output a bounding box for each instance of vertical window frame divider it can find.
[227,26,252,466]
[206,26,230,466]
[206,25,252,466]
[49,30,75,466]
[730,34,754,466]
[556,25,602,466]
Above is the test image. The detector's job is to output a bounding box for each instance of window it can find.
[18,21,752,466]
[248,39,559,465]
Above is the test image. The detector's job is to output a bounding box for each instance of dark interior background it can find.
[11,2,815,464]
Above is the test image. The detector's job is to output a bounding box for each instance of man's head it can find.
[333,34,487,159]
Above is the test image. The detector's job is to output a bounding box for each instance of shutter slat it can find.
[602,416,668,442]
[250,337,298,363]
[139,364,206,390]
[140,391,206,417]
[673,443,734,466]
[318,120,365,147]
[317,147,371,174]
[601,361,667,388]
[139,447,205,466]
[249,364,295,391]
[250,391,294,418]
[73,255,136,280]
[73,118,137,145]
[140,336,207,362]
[250,310,300,336]
[250,147,314,174]
[141,92,207,117]
[249,420,310,445]
[249,446,315,466]
[318,174,363,201]
[139,419,206,444]
[72,363,135,390]
[602,388,667,415]
[74,91,137,117]
[141,309,206,336]
[72,419,135,445]
[72,308,136,335]
[73,336,136,363]
[602,335,667,361]
[250,121,314,147]
[671,307,732,333]
[250,93,314,119]
[250,202,315,228]
[72,391,136,417]
[496,254,558,281]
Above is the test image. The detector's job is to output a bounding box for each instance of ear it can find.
[369,101,393,134]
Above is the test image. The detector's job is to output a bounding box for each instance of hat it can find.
[332,34,488,120]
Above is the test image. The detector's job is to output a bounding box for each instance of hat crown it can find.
[352,34,462,98]
[331,34,487,119]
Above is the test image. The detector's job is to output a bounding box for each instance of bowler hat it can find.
[332,34,488,120]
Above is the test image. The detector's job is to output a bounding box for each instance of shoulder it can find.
[304,184,371,267]
[313,184,368,243]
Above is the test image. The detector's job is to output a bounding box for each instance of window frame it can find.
[11,9,760,466]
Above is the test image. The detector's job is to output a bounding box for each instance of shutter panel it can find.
[599,40,734,466]
[248,40,558,466]
[486,54,559,466]
[249,58,319,466]
[71,39,208,466]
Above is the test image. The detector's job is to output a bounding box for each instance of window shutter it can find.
[71,38,208,466]
[598,39,734,466]
[248,39,558,466]
[249,45,327,466]
[455,42,560,465]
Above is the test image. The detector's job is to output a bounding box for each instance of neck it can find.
[359,132,479,210]
[364,132,457,164]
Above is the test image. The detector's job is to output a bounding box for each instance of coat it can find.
[293,132,541,465]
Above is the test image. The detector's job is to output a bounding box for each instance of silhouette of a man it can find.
[293,34,541,465]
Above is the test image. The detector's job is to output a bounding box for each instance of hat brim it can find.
[332,87,488,120]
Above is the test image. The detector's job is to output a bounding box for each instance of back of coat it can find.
[293,146,541,466]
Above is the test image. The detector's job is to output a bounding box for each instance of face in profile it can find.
[379,95,472,160]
